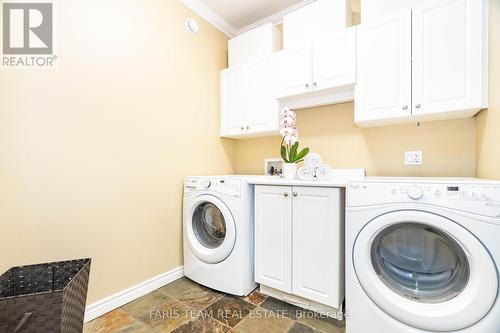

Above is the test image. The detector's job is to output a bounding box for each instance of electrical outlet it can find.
[405,151,423,165]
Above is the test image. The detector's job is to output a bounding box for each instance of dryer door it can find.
[187,195,236,264]
[353,210,498,332]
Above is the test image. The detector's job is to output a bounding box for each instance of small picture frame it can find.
[264,159,283,176]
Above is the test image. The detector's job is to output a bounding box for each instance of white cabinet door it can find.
[313,27,356,92]
[255,185,293,293]
[361,0,417,23]
[412,0,486,116]
[355,11,412,125]
[276,47,313,98]
[292,187,344,308]
[220,68,245,136]
[283,0,352,49]
[245,58,280,134]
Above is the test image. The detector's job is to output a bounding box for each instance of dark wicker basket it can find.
[0,258,91,333]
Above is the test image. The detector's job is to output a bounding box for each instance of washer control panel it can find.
[184,178,242,198]
[348,181,500,218]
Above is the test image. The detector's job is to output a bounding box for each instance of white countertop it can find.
[246,169,366,187]
[246,176,354,187]
[246,176,500,187]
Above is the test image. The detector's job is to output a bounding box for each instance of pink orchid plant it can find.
[280,108,309,163]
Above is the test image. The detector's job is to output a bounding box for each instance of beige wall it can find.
[476,0,500,180]
[0,0,234,303]
[235,103,476,177]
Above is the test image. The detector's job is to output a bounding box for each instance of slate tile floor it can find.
[84,277,345,333]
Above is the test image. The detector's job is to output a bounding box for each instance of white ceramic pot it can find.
[282,163,297,180]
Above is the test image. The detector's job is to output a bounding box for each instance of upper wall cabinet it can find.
[411,0,488,117]
[361,0,417,23]
[228,24,281,68]
[355,11,412,124]
[276,27,357,110]
[313,29,357,93]
[220,57,279,139]
[276,46,312,98]
[355,0,488,127]
[283,0,352,49]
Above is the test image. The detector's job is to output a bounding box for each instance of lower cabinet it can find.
[254,185,293,292]
[254,185,344,312]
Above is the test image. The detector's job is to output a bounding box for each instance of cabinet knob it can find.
[240,126,244,130]
[246,125,250,130]
[313,82,317,87]
[284,192,289,197]
[415,103,422,109]
[293,192,298,197]
[305,83,310,88]
[402,105,408,111]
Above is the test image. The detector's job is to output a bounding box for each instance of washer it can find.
[183,176,257,296]
[346,178,500,333]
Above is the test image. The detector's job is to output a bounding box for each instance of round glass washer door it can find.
[187,195,236,264]
[353,210,497,332]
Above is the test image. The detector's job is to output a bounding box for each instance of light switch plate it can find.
[405,151,423,165]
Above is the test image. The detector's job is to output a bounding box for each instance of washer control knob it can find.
[204,180,211,188]
[407,186,423,200]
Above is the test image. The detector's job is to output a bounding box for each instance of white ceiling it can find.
[181,0,361,37]
[200,0,305,30]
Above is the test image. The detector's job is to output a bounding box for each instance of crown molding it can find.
[237,0,317,35]
[179,0,238,37]
[179,0,318,38]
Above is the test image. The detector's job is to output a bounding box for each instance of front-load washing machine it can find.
[346,178,500,333]
[183,176,257,296]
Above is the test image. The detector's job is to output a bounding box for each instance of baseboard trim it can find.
[84,266,184,323]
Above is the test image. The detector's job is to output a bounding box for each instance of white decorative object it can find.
[283,163,297,180]
[297,152,333,181]
[305,152,322,169]
[298,166,316,181]
[316,164,332,181]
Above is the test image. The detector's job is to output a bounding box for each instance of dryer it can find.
[346,178,500,333]
[183,176,257,296]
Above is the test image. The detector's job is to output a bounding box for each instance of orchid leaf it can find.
[281,145,288,163]
[293,148,310,162]
[290,142,299,162]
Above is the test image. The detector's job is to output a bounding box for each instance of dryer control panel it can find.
[348,181,500,219]
[184,178,242,198]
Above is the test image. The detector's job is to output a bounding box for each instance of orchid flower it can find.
[279,108,309,163]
